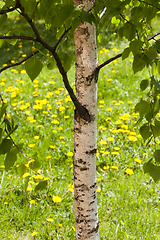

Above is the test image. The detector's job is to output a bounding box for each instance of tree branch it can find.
[0,51,39,74]
[96,53,122,72]
[0,2,20,15]
[15,0,90,120]
[138,0,160,10]
[53,26,72,51]
[147,32,160,41]
[0,35,36,41]
[53,51,90,121]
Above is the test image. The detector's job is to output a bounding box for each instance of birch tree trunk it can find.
[73,0,99,239]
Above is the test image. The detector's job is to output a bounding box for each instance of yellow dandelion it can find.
[34,136,39,139]
[111,166,119,169]
[97,178,101,182]
[26,186,33,191]
[52,196,62,203]
[107,78,112,82]
[31,232,38,236]
[99,140,107,145]
[58,223,62,227]
[111,152,119,155]
[50,145,55,149]
[107,137,114,142]
[28,144,35,148]
[29,200,35,204]
[96,189,101,192]
[126,168,134,175]
[103,165,109,170]
[106,107,112,111]
[128,136,137,141]
[134,158,141,163]
[46,218,54,222]
[23,172,30,178]
[67,152,73,157]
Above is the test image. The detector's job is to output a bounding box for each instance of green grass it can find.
[0,39,160,240]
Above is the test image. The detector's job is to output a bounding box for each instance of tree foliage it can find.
[0,0,160,181]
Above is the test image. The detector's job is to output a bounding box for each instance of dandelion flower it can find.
[111,166,119,169]
[97,178,101,182]
[46,218,54,222]
[107,137,114,141]
[31,232,38,236]
[128,136,137,141]
[28,144,36,148]
[23,172,30,178]
[103,166,109,170]
[134,158,141,163]
[126,168,134,175]
[67,152,73,157]
[52,196,62,203]
[99,140,107,145]
[29,200,35,204]
[96,189,101,192]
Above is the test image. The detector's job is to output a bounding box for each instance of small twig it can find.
[0,4,20,15]
[53,26,72,51]
[96,53,122,72]
[0,35,36,41]
[138,0,160,11]
[147,32,160,41]
[98,7,107,21]
[8,135,29,161]
[0,51,39,74]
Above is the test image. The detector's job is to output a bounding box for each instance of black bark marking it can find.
[86,73,94,85]
[87,222,99,235]
[80,167,89,171]
[78,159,86,164]
[86,148,97,155]
[90,183,96,189]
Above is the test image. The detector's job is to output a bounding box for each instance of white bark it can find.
[74,1,99,239]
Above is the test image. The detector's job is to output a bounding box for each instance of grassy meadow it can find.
[0,38,160,240]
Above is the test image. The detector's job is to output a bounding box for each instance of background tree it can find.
[1,0,160,239]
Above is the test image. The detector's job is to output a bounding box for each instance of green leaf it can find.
[140,79,149,91]
[123,23,136,41]
[0,14,7,27]
[129,40,143,55]
[146,48,157,60]
[144,158,160,182]
[80,11,93,24]
[139,123,151,142]
[150,166,160,182]
[10,143,23,154]
[0,102,7,122]
[122,47,131,60]
[154,149,160,164]
[0,128,2,144]
[29,160,41,171]
[0,139,12,155]
[17,164,27,177]
[4,151,17,171]
[151,75,160,89]
[33,42,48,56]
[135,100,150,118]
[143,159,154,174]
[35,181,48,191]
[59,51,73,72]
[25,58,43,81]
[133,54,146,74]
[47,58,56,70]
